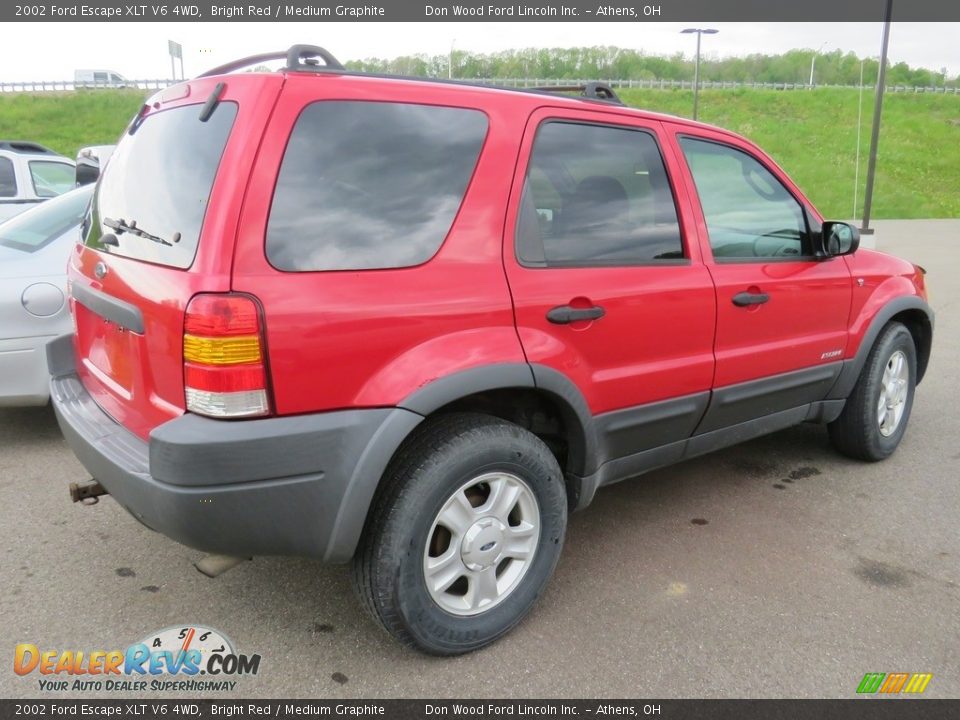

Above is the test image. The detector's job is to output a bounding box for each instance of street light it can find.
[861,0,894,235]
[449,38,456,80]
[680,28,718,121]
[809,42,829,87]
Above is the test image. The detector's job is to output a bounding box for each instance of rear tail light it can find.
[183,294,270,418]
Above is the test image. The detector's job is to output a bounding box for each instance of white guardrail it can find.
[479,78,960,93]
[1,77,958,94]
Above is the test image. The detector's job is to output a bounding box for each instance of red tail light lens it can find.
[185,294,259,336]
[183,294,270,418]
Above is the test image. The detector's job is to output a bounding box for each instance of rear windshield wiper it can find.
[103,217,180,247]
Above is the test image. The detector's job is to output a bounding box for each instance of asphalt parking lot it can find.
[2,221,958,699]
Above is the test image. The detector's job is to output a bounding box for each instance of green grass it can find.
[618,87,960,219]
[0,90,145,157]
[1,87,957,219]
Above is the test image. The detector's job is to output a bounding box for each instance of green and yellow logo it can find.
[857,672,932,694]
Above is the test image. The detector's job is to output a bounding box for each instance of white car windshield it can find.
[0,184,93,253]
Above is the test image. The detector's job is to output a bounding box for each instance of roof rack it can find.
[0,140,59,155]
[196,45,625,109]
[197,44,344,78]
[527,82,624,105]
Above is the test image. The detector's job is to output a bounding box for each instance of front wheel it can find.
[829,322,917,461]
[352,413,568,655]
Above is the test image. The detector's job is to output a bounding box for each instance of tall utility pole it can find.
[449,39,456,80]
[681,28,718,121]
[861,0,894,234]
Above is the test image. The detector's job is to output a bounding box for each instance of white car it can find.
[0,141,76,222]
[0,184,93,406]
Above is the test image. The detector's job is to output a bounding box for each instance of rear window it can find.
[84,102,237,269]
[266,101,488,272]
[0,185,92,253]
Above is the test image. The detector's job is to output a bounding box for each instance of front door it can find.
[669,127,852,431]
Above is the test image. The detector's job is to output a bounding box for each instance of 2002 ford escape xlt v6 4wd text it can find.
[49,45,933,655]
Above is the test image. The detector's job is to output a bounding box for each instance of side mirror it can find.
[75,158,100,187]
[820,221,860,257]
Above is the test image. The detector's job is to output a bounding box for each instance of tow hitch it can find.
[69,480,108,505]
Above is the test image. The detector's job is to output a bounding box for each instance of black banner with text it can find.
[2,700,960,720]
[5,0,960,23]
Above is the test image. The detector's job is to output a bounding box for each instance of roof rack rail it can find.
[197,44,344,79]
[0,140,59,155]
[528,82,624,105]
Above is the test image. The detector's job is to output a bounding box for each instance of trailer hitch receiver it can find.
[69,480,108,505]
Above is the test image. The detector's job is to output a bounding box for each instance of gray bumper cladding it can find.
[46,334,423,561]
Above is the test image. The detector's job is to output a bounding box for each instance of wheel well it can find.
[891,309,932,383]
[432,388,588,506]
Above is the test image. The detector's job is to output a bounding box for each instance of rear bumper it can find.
[0,334,57,407]
[47,334,423,561]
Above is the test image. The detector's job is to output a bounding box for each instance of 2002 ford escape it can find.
[49,45,933,655]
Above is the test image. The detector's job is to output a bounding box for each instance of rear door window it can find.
[0,157,16,197]
[30,161,76,198]
[84,102,237,269]
[266,101,488,272]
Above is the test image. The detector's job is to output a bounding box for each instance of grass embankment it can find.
[1,87,957,219]
[618,87,960,219]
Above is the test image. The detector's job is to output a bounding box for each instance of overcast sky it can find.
[2,22,958,82]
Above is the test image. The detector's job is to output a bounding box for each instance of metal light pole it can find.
[861,0,894,234]
[449,39,456,80]
[853,59,866,218]
[809,42,829,87]
[681,28,718,121]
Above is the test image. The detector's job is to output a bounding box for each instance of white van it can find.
[74,69,131,88]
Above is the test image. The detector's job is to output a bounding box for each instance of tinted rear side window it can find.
[0,157,16,197]
[266,101,488,272]
[85,102,237,269]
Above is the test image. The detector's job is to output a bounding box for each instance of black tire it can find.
[352,412,567,655]
[829,322,917,461]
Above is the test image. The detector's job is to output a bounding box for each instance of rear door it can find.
[504,108,716,463]
[668,126,852,431]
[229,75,523,416]
[68,76,282,439]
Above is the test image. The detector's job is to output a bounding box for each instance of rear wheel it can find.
[829,322,917,461]
[352,413,567,655]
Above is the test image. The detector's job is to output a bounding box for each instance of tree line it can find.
[344,46,957,88]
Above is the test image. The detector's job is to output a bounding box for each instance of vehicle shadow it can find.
[188,421,851,671]
[0,405,63,447]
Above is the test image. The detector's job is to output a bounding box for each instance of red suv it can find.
[49,46,933,655]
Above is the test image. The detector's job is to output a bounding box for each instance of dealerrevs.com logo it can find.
[14,626,261,693]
